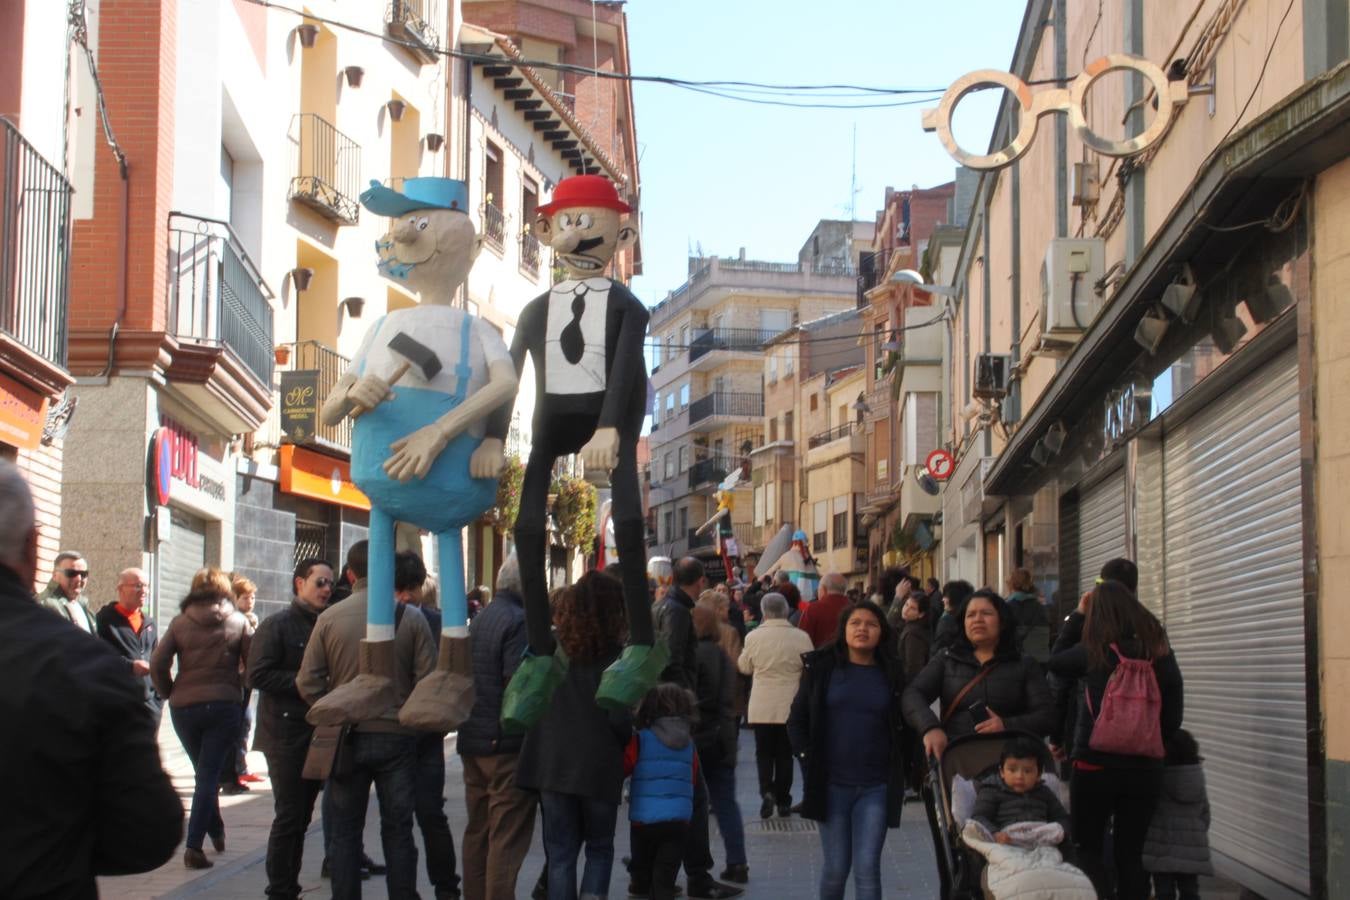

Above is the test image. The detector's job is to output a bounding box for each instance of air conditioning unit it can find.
[973,353,1010,400]
[1040,238,1106,335]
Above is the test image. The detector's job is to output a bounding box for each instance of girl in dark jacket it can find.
[902,589,1056,761]
[692,605,747,882]
[787,600,906,900]
[517,571,633,900]
[1047,579,1184,900]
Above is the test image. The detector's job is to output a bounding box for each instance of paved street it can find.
[100,717,1249,899]
[101,718,942,899]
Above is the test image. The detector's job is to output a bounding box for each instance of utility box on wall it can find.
[1041,238,1106,335]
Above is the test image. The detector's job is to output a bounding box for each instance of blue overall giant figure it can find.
[307,178,517,730]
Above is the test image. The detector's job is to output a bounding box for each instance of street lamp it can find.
[891,269,958,296]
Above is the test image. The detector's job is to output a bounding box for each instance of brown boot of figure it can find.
[306,639,399,726]
[399,633,475,733]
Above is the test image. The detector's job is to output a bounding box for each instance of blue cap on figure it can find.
[360,177,469,216]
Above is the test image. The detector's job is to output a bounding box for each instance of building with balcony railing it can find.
[289,113,361,226]
[0,112,75,586]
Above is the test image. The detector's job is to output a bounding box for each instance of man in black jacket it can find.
[247,556,333,900]
[655,556,703,690]
[0,460,182,898]
[94,567,161,722]
[457,553,533,900]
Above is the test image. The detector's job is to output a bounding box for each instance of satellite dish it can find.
[916,467,940,496]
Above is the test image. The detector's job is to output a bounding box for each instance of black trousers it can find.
[414,734,459,897]
[1070,766,1163,900]
[681,767,714,886]
[263,750,323,900]
[515,402,651,654]
[1153,872,1200,900]
[752,724,794,804]
[631,821,688,900]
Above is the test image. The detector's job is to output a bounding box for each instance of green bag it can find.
[500,647,569,734]
[595,641,670,712]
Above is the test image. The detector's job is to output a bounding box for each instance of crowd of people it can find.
[1,450,1212,900]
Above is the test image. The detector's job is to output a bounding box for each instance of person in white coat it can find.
[737,593,814,818]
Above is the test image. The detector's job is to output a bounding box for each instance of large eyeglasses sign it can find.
[921,54,1188,171]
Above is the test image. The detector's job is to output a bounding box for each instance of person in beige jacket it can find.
[737,593,813,818]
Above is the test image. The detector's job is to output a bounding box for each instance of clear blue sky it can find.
[623,1,1029,305]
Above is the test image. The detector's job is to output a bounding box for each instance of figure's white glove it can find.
[347,373,394,413]
[580,427,620,472]
[470,438,506,478]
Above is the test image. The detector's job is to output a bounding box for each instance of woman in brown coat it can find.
[151,581,253,869]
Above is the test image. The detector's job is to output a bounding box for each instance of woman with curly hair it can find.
[517,570,633,899]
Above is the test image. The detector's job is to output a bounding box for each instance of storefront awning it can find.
[279,445,370,511]
[987,64,1350,496]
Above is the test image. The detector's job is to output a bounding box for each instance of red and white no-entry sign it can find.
[925,449,955,481]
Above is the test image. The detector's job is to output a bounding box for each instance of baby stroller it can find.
[921,730,1059,900]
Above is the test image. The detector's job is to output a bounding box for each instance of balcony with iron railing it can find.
[688,455,732,491]
[0,117,71,383]
[386,0,440,64]
[688,391,763,429]
[519,230,541,277]
[688,327,777,367]
[165,212,276,430]
[650,255,858,329]
[289,113,361,225]
[808,422,854,449]
[483,202,505,251]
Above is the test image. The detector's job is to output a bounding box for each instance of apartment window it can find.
[678,446,688,473]
[767,355,778,382]
[832,496,849,548]
[664,510,675,543]
[484,141,504,208]
[753,484,765,527]
[665,334,674,365]
[679,325,688,351]
[666,393,675,416]
[652,393,661,424]
[664,452,675,480]
[521,176,538,226]
[784,411,794,442]
[677,507,688,537]
[768,417,779,443]
[680,384,690,408]
[766,481,777,525]
[809,393,818,412]
[812,500,828,553]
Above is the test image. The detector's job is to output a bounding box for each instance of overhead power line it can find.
[232,0,952,109]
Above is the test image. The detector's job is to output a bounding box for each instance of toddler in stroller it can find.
[923,731,1092,899]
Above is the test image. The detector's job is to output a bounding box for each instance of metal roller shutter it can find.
[1076,467,1127,597]
[156,508,208,634]
[1162,348,1307,895]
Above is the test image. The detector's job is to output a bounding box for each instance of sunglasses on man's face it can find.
[63,568,90,579]
[313,577,335,588]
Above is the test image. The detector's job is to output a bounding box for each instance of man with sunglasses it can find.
[38,550,97,633]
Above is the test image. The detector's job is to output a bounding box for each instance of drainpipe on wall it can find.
[1124,0,1146,265]
[1053,0,1068,238]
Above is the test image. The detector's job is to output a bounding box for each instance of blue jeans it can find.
[539,790,619,899]
[818,782,888,900]
[704,762,746,867]
[170,701,243,851]
[327,732,418,899]
[414,734,459,897]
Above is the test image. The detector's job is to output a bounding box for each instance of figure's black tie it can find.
[561,286,587,364]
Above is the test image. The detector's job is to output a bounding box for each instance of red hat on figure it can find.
[537,174,632,216]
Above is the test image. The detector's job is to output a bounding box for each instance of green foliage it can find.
[488,455,524,533]
[551,474,598,549]
[890,520,919,557]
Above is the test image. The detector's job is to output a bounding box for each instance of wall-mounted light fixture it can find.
[386,99,407,122]
[1043,420,1068,455]
[343,66,365,88]
[891,268,959,296]
[296,24,319,49]
[1246,275,1289,324]
[1160,264,1203,321]
[288,267,315,292]
[1212,314,1248,354]
[339,296,365,319]
[424,132,444,152]
[1133,306,1169,355]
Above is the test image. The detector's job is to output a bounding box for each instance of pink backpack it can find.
[1085,642,1164,758]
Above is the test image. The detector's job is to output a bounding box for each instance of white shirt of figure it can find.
[545,277,610,395]
[350,305,511,438]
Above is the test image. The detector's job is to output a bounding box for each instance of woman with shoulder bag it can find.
[1047,579,1184,900]
[902,589,1056,761]
[787,600,907,900]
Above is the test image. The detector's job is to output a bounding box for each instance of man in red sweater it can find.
[796,572,851,648]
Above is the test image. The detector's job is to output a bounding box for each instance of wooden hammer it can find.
[351,331,444,417]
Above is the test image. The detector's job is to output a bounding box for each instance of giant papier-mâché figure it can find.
[489,174,665,728]
[307,177,517,731]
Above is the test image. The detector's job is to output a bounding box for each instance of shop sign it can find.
[1102,378,1152,449]
[0,374,49,451]
[279,444,370,511]
[151,418,228,514]
[279,370,321,443]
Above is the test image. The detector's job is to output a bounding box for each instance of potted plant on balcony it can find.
[550,473,597,550]
[274,344,292,366]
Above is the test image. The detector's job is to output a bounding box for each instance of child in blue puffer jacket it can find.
[624,682,699,900]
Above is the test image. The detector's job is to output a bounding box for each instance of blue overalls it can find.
[350,308,499,638]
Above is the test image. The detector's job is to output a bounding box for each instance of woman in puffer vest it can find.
[623,683,699,900]
[1142,729,1214,900]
